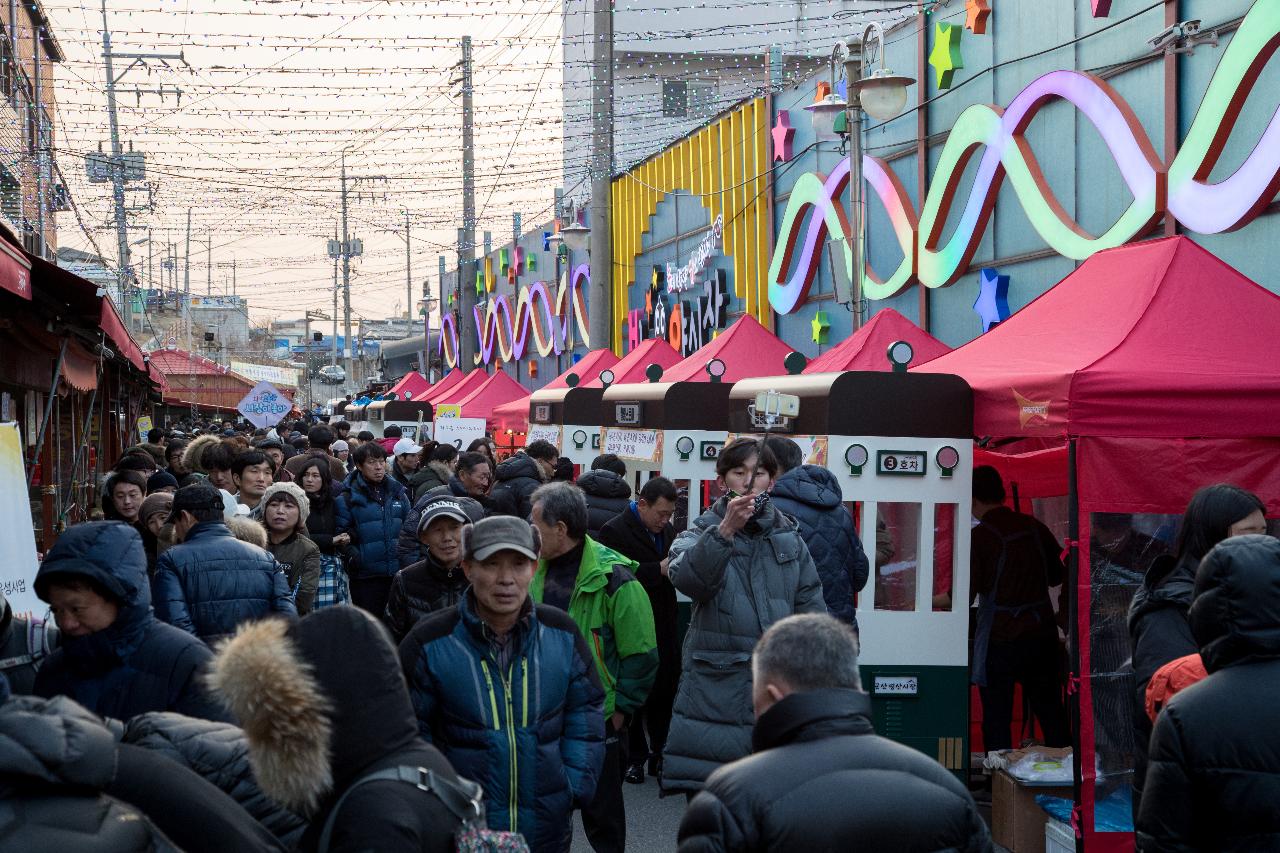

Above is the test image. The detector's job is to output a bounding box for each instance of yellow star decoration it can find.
[811,311,831,344]
[929,22,964,90]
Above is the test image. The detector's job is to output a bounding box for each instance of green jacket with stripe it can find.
[531,536,659,719]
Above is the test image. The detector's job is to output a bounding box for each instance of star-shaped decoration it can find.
[965,0,990,34]
[771,111,796,163]
[811,311,831,344]
[1091,0,1111,17]
[542,231,552,251]
[929,22,964,89]
[814,81,831,102]
[973,267,1010,333]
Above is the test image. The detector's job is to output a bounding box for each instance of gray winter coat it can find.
[662,498,825,794]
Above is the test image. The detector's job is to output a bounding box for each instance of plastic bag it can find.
[1008,751,1073,784]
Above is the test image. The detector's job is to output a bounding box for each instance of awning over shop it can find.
[30,253,146,373]
[661,315,794,383]
[0,234,31,300]
[490,349,621,433]
[914,237,1280,439]
[454,370,528,428]
[582,337,682,388]
[804,307,951,373]
[385,370,432,401]
[432,369,488,405]
[425,368,466,401]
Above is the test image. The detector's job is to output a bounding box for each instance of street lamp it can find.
[419,293,438,383]
[803,44,849,143]
[560,220,590,255]
[816,21,915,326]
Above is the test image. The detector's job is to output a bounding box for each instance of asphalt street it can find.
[571,777,688,852]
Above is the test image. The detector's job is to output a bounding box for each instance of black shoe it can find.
[625,762,646,785]
[648,755,662,779]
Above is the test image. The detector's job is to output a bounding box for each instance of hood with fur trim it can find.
[259,482,310,531]
[227,515,269,549]
[182,434,223,476]
[208,606,421,816]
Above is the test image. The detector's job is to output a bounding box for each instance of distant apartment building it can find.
[0,1,64,258]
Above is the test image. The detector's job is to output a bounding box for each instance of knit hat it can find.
[260,481,310,530]
[146,470,179,493]
[139,492,174,525]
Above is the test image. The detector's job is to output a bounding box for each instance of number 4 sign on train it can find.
[237,381,292,428]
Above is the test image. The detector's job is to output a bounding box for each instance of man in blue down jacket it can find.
[33,521,228,722]
[153,484,296,644]
[764,437,869,631]
[400,516,604,853]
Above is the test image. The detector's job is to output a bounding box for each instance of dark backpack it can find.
[316,766,529,853]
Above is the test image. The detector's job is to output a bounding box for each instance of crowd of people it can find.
[2,413,1278,851]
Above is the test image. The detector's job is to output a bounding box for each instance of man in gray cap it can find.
[398,515,605,851]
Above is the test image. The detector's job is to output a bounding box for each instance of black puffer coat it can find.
[384,552,469,643]
[152,521,296,643]
[577,470,632,540]
[1137,535,1280,852]
[490,453,544,519]
[678,688,992,853]
[0,692,176,853]
[123,712,307,847]
[1126,551,1198,814]
[769,466,869,630]
[33,522,228,722]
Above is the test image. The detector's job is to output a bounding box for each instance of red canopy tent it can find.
[661,315,794,383]
[454,370,528,430]
[431,369,487,405]
[385,371,432,401]
[916,236,1280,852]
[490,349,621,434]
[804,307,951,373]
[425,369,466,402]
[581,337,682,388]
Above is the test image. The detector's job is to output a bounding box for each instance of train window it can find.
[874,502,920,611]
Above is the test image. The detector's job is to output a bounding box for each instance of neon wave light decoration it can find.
[457,264,592,367]
[768,0,1280,310]
[438,310,460,367]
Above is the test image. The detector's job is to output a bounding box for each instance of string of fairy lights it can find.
[45,0,934,324]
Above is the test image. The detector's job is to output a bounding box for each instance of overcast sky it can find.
[48,0,565,330]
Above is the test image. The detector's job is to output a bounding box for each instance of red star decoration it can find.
[965,0,990,34]
[771,111,796,163]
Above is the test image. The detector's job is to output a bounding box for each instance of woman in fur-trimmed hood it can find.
[181,434,223,477]
[208,606,462,853]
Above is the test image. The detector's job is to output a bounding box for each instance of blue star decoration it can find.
[811,310,831,344]
[973,267,1010,333]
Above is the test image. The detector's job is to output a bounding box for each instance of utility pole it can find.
[184,207,192,294]
[588,0,614,350]
[100,0,132,331]
[458,36,477,368]
[332,224,339,367]
[232,257,236,295]
[340,150,353,378]
[404,210,412,326]
[206,234,212,295]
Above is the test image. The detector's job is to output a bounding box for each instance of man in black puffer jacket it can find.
[122,712,308,847]
[152,484,296,644]
[764,438,869,631]
[679,614,991,853]
[1137,534,1280,851]
[210,606,463,853]
[33,522,228,722]
[490,440,557,519]
[578,454,632,539]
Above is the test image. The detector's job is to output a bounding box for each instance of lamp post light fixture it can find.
[418,293,438,382]
[559,220,590,255]
[845,23,914,326]
[803,43,849,143]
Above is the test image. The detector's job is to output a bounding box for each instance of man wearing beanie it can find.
[146,470,179,495]
[138,492,176,575]
[261,483,321,615]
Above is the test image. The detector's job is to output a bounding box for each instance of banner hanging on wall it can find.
[0,424,42,614]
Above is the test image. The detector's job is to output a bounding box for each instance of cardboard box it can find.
[991,760,1073,853]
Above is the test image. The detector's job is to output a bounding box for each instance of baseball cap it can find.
[393,437,423,457]
[166,482,225,525]
[418,496,485,534]
[465,515,539,562]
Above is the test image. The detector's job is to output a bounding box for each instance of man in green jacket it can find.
[530,481,657,853]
